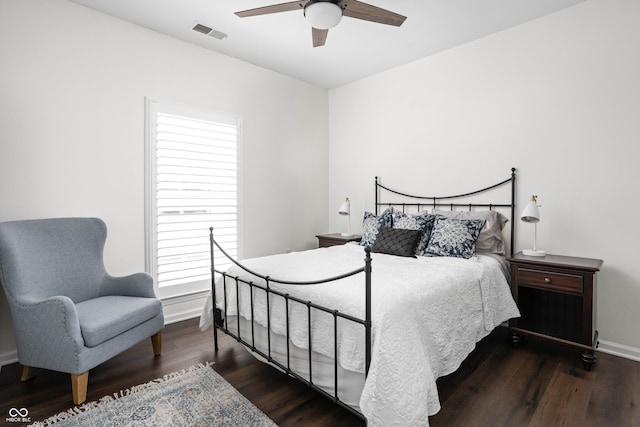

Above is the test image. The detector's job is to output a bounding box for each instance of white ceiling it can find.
[69,0,586,89]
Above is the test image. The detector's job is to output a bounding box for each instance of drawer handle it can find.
[544,277,552,283]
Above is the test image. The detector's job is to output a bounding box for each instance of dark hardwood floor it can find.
[1,318,638,426]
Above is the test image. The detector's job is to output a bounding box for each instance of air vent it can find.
[192,22,228,40]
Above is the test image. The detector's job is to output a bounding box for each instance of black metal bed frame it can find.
[375,167,517,257]
[209,233,372,418]
[209,167,516,419]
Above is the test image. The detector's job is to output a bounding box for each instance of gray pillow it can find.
[432,209,508,255]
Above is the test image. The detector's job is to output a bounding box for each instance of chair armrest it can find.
[12,296,84,356]
[100,272,157,298]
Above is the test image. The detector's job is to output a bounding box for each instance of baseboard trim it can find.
[598,339,640,362]
[160,291,208,325]
[0,349,18,370]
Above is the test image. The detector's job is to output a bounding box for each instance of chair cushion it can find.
[75,296,163,348]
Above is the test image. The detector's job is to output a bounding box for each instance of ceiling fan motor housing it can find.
[304,0,343,29]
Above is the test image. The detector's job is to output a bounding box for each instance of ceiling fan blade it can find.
[338,0,406,26]
[235,1,305,18]
[312,27,328,47]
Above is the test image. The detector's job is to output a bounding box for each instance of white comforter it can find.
[199,244,520,426]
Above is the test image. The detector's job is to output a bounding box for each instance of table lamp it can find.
[521,195,546,256]
[338,197,353,237]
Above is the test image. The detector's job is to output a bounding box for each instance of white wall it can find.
[0,0,328,363]
[2,0,639,368]
[329,0,640,358]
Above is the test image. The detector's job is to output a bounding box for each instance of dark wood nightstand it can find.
[508,252,603,370]
[316,233,361,248]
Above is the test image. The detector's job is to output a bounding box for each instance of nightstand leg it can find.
[510,331,522,348]
[581,351,596,371]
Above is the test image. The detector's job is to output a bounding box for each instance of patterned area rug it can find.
[30,363,277,426]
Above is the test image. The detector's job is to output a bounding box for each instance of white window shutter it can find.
[146,100,240,298]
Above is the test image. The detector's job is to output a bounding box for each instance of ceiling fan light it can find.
[304,2,342,30]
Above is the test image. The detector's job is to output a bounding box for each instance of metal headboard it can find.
[375,167,517,256]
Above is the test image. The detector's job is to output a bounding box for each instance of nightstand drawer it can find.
[517,268,583,295]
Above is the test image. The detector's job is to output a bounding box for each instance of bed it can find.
[199,169,521,426]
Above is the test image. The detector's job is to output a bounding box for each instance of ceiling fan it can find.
[235,0,407,47]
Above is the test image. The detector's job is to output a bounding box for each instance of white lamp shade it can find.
[520,197,540,223]
[338,198,350,216]
[304,1,343,29]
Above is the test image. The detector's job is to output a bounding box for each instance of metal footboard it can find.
[209,227,372,418]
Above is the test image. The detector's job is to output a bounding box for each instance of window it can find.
[146,99,241,299]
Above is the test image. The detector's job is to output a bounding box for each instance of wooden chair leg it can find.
[151,331,162,356]
[20,365,36,381]
[71,372,89,405]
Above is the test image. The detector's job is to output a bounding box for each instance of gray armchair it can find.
[0,218,164,404]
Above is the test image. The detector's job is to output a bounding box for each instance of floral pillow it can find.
[432,209,508,255]
[423,217,485,259]
[392,211,436,256]
[359,208,393,247]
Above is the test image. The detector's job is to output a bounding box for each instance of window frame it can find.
[144,98,242,300]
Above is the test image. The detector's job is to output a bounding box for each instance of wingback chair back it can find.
[0,217,164,405]
[0,218,107,304]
